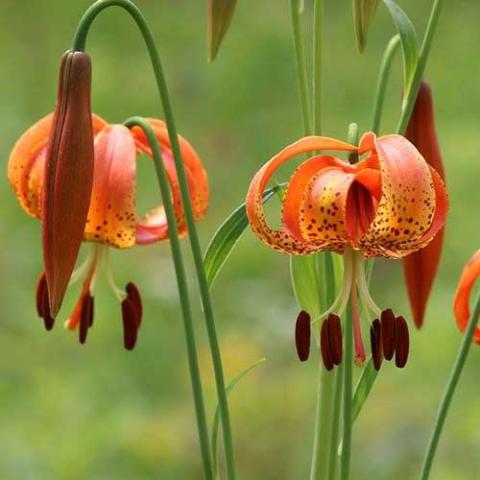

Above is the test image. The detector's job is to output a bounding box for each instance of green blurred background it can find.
[1,0,479,478]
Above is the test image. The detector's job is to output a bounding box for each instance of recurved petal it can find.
[134,145,186,244]
[453,250,480,344]
[358,133,440,258]
[84,125,137,248]
[8,114,52,218]
[282,155,350,248]
[8,113,108,221]
[246,136,356,255]
[131,118,209,224]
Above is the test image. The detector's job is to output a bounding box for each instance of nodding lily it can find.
[454,250,480,343]
[246,132,448,369]
[8,114,208,349]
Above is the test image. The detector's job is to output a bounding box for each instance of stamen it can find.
[104,248,126,302]
[394,316,409,368]
[320,318,334,371]
[35,272,47,318]
[327,314,343,366]
[381,309,396,360]
[78,293,94,345]
[312,248,354,325]
[121,298,139,351]
[295,310,311,362]
[370,319,383,371]
[355,254,382,317]
[35,272,54,331]
[126,282,143,326]
[351,285,366,366]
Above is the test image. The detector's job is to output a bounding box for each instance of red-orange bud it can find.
[43,50,94,317]
[403,81,446,328]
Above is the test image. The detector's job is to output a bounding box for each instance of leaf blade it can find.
[203,185,283,288]
[383,0,419,93]
[351,359,379,422]
[211,358,266,475]
[208,0,238,62]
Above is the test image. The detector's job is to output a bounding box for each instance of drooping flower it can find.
[246,132,448,369]
[403,81,446,329]
[9,114,208,349]
[453,250,480,343]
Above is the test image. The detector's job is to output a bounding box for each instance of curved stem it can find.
[124,117,213,480]
[340,249,355,480]
[313,0,323,135]
[396,0,443,134]
[327,361,344,480]
[310,254,339,480]
[371,35,401,134]
[310,367,335,480]
[72,3,236,478]
[419,293,480,480]
[290,0,312,135]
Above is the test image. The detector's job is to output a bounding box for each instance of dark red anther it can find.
[122,298,139,351]
[35,273,47,318]
[370,319,383,371]
[35,272,54,331]
[295,310,311,362]
[395,316,410,368]
[328,314,343,366]
[380,309,396,361]
[126,282,143,327]
[78,293,94,345]
[320,318,334,371]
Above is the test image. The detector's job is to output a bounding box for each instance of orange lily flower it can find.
[9,114,208,349]
[454,250,480,344]
[246,132,448,369]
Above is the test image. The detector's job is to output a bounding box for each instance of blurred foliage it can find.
[1,0,480,479]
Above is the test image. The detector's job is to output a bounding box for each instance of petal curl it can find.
[135,148,187,244]
[131,118,209,235]
[8,114,107,219]
[453,250,480,344]
[358,133,440,258]
[246,136,356,254]
[84,125,137,248]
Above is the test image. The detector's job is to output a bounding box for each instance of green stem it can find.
[310,368,336,480]
[396,0,443,134]
[371,35,401,134]
[290,0,312,135]
[313,0,323,135]
[73,3,236,479]
[123,117,213,479]
[419,294,480,480]
[340,251,355,480]
[327,360,344,480]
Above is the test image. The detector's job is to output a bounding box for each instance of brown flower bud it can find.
[403,81,446,329]
[43,50,94,317]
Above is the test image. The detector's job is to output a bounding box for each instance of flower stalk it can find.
[124,117,213,477]
[419,294,480,480]
[72,2,236,478]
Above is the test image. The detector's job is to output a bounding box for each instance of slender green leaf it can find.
[208,0,238,62]
[351,359,379,422]
[203,185,283,288]
[212,358,266,475]
[290,255,323,318]
[353,0,380,53]
[383,0,419,92]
